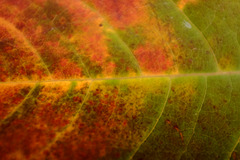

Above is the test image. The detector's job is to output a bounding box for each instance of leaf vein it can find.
[129,78,172,160]
[178,76,208,160]
[168,0,220,71]
[80,0,142,74]
[1,71,240,84]
[30,80,94,158]
[0,83,39,125]
[0,17,53,80]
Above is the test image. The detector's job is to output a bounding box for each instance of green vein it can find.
[44,7,91,78]
[228,76,240,160]
[228,75,234,109]
[80,0,142,75]
[177,76,206,159]
[168,0,220,71]
[59,36,91,78]
[129,78,172,160]
[201,10,216,33]
[229,139,240,160]
[34,4,92,78]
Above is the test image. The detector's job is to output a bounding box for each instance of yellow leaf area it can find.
[177,0,198,10]
[0,83,34,120]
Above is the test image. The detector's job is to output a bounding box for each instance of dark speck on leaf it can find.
[99,24,103,27]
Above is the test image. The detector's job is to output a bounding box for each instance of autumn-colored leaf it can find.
[0,0,240,160]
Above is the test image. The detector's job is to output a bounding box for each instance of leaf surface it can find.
[0,0,240,160]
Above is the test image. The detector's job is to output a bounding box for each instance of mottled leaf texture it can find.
[0,0,240,160]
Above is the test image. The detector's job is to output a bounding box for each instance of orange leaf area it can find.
[84,0,147,28]
[0,81,90,159]
[135,45,173,73]
[0,22,49,81]
[84,0,180,74]
[177,0,198,10]
[0,84,33,120]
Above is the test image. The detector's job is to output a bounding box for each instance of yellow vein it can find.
[0,17,53,80]
[31,81,93,158]
[0,83,38,124]
[1,71,240,84]
[229,138,240,160]
[129,78,172,160]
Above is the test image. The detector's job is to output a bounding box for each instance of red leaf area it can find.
[0,25,48,81]
[135,46,173,73]
[0,85,31,120]
[43,86,121,160]
[0,83,89,159]
[0,0,117,79]
[55,58,82,78]
[86,0,146,28]
[84,0,175,74]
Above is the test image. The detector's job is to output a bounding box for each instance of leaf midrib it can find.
[1,71,240,84]
[0,0,228,84]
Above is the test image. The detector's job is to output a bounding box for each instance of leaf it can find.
[0,0,240,160]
